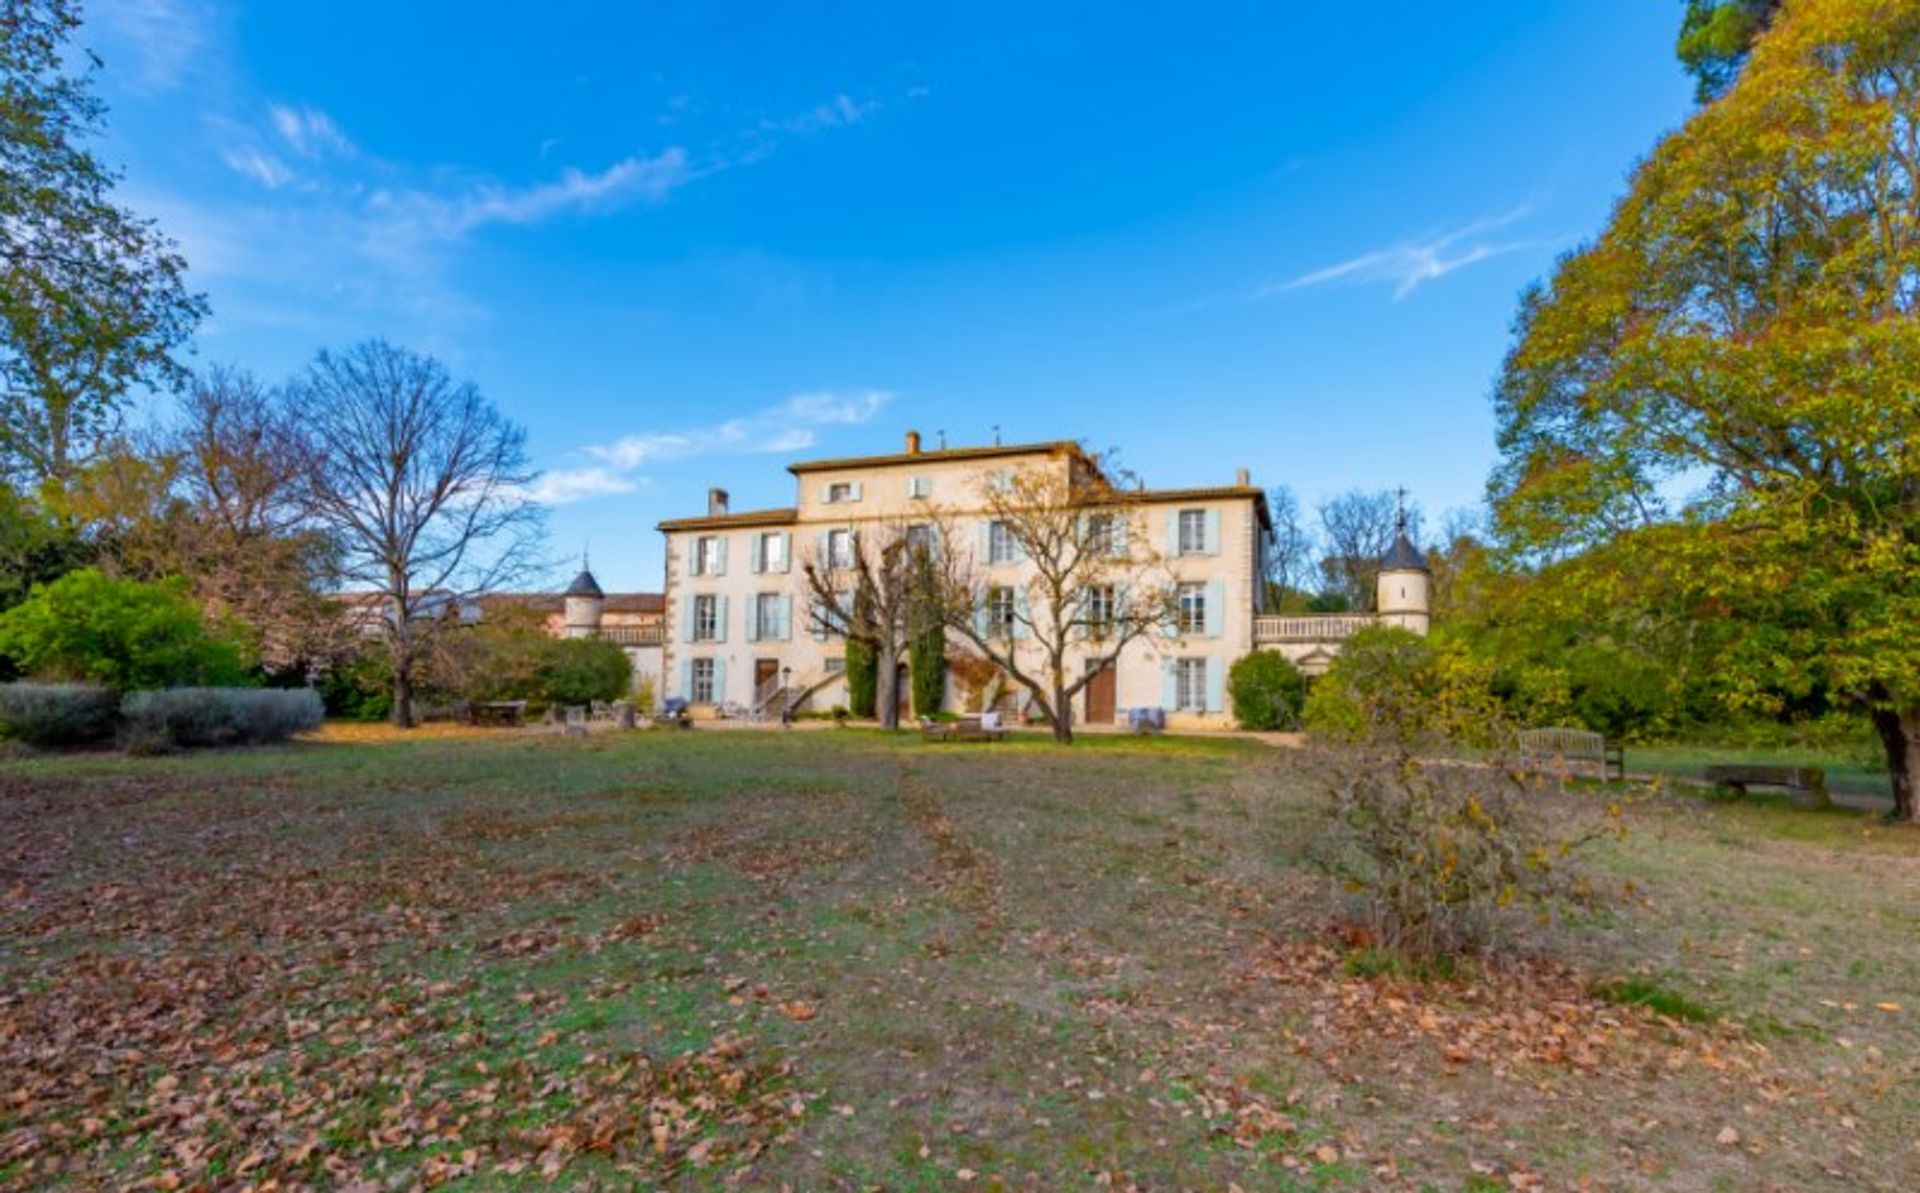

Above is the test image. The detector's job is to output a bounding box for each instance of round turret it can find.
[1374,530,1431,635]
[563,568,605,638]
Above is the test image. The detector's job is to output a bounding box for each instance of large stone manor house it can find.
[556,432,1430,728]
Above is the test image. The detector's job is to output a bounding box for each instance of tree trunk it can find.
[1050,683,1074,745]
[391,663,415,730]
[876,640,900,731]
[1869,705,1919,823]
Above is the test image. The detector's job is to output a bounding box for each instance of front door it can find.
[1085,659,1117,725]
[755,658,780,704]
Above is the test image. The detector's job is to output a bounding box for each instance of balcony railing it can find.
[1252,614,1375,644]
[594,625,663,647]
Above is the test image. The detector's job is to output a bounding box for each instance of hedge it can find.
[120,687,324,752]
[0,683,120,747]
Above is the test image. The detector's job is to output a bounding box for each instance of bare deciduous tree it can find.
[1317,489,1420,610]
[292,340,543,728]
[1265,484,1313,609]
[935,464,1173,744]
[800,518,940,731]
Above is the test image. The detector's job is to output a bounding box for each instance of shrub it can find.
[1304,626,1501,746]
[119,687,323,752]
[319,648,393,722]
[1227,651,1306,730]
[0,682,119,746]
[0,569,251,690]
[911,624,946,717]
[844,638,877,718]
[534,637,632,706]
[1309,736,1620,963]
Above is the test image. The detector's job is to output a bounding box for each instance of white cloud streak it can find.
[531,390,893,506]
[92,0,209,92]
[269,103,355,157]
[1265,205,1538,301]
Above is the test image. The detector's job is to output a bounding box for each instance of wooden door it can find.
[755,658,779,701]
[1085,661,1116,725]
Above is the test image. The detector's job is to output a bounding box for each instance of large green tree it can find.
[1,0,205,488]
[1493,0,1920,820]
[1677,0,1782,99]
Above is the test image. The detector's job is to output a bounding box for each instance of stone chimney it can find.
[1235,467,1250,487]
[905,429,922,455]
[707,487,729,516]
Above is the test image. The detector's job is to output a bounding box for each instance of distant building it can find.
[655,432,1429,726]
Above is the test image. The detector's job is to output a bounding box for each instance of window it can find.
[908,475,932,499]
[1083,584,1116,636]
[988,520,1016,565]
[1177,582,1206,635]
[824,657,846,675]
[691,658,716,703]
[1177,509,1207,555]
[757,532,787,573]
[692,594,719,642]
[826,528,853,569]
[755,593,782,639]
[826,482,854,503]
[1085,514,1117,558]
[694,535,722,576]
[1174,658,1207,711]
[905,523,934,554]
[987,586,1017,635]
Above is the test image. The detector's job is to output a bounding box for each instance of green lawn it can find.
[2,728,1916,1189]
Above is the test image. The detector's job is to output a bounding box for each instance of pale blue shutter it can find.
[1204,509,1221,556]
[1205,580,1224,637]
[1112,516,1129,557]
[678,660,691,701]
[973,597,989,639]
[712,659,727,704]
[777,532,792,574]
[714,596,729,643]
[813,598,828,642]
[750,535,764,574]
[1012,589,1029,638]
[1167,509,1181,555]
[777,594,793,641]
[680,597,694,644]
[849,481,863,502]
[1160,660,1176,710]
[714,537,728,576]
[978,521,992,563]
[745,596,759,642]
[1205,657,1224,713]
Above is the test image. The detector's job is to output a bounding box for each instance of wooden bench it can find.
[468,700,527,728]
[922,714,1007,743]
[1517,727,1624,781]
[1704,764,1830,807]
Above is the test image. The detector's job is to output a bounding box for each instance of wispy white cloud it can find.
[531,390,893,505]
[1264,205,1538,301]
[768,94,878,135]
[426,150,692,235]
[268,103,355,158]
[91,0,210,92]
[222,147,292,189]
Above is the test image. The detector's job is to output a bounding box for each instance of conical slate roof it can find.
[564,569,604,598]
[1379,531,1430,573]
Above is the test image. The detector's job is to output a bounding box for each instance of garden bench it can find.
[1704,764,1830,807]
[925,713,1006,743]
[468,700,527,728]
[1517,727,1624,780]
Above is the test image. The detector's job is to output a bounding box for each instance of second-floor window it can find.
[754,593,782,639]
[692,594,719,641]
[905,523,934,555]
[757,532,787,573]
[1083,584,1116,635]
[694,535,723,576]
[826,528,853,569]
[988,520,1016,565]
[826,481,855,503]
[1084,514,1117,558]
[907,475,932,499]
[1178,509,1207,555]
[987,586,1017,634]
[1177,582,1207,635]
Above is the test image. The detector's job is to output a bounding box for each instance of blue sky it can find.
[85,1,1695,590]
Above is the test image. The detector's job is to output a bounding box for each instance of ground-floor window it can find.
[691,658,716,703]
[1174,657,1207,711]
